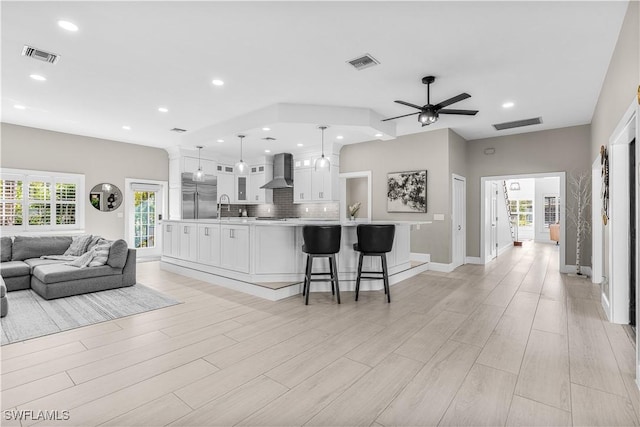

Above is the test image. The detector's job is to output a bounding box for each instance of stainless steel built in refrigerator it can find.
[181,173,217,219]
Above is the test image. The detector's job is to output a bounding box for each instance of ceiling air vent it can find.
[347,53,380,71]
[493,117,543,131]
[170,128,187,133]
[21,45,60,64]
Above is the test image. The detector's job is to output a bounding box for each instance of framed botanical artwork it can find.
[387,170,427,212]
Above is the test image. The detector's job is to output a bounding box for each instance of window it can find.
[544,196,560,228]
[0,169,84,232]
[508,199,533,227]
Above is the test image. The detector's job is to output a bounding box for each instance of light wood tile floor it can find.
[1,242,638,426]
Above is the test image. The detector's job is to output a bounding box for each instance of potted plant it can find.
[348,202,361,220]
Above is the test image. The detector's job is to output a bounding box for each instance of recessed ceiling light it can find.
[57,20,78,32]
[502,101,515,109]
[216,139,224,143]
[336,135,344,140]
[375,133,383,137]
[297,143,304,147]
[262,127,270,131]
[264,149,271,153]
[122,125,131,130]
[30,74,46,81]
[14,104,26,110]
[212,79,224,86]
[158,107,169,113]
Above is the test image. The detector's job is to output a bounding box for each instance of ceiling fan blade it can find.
[434,93,471,109]
[381,112,420,122]
[438,109,478,116]
[394,100,423,110]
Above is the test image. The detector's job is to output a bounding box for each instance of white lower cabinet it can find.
[197,224,220,266]
[162,222,180,258]
[220,224,250,273]
[254,226,297,274]
[178,223,197,260]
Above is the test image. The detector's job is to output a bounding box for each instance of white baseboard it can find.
[428,262,456,273]
[498,243,512,256]
[465,256,483,265]
[410,252,430,263]
[561,265,592,276]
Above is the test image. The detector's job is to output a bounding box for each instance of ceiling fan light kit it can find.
[382,75,478,126]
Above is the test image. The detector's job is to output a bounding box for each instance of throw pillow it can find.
[63,234,93,256]
[86,235,102,252]
[88,240,112,267]
[65,250,94,268]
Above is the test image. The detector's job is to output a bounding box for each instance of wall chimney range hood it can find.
[261,153,293,189]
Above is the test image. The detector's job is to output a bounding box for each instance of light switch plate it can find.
[433,213,445,221]
[117,212,124,218]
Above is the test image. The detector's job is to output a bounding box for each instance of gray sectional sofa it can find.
[0,235,136,305]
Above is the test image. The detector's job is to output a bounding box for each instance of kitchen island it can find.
[160,218,430,300]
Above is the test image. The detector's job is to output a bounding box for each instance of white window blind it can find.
[0,169,84,232]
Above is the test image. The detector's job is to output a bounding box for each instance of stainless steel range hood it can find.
[261,153,293,189]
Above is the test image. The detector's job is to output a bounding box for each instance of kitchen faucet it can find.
[217,194,231,219]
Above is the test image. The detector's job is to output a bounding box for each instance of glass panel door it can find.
[134,190,157,249]
[128,182,164,259]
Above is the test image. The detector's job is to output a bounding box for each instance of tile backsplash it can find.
[220,188,339,219]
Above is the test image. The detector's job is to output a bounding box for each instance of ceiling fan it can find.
[382,76,478,126]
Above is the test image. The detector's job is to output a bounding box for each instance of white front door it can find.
[452,175,466,268]
[127,181,165,259]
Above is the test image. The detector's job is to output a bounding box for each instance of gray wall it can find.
[590,0,639,157]
[346,177,369,220]
[466,125,592,266]
[1,123,169,240]
[589,1,639,282]
[340,128,453,263]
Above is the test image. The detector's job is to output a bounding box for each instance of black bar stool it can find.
[301,225,341,305]
[353,224,395,303]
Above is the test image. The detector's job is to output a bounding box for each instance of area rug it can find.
[0,284,180,345]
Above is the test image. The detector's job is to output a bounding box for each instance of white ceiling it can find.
[1,1,629,159]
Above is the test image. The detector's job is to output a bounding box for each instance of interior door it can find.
[129,183,163,258]
[452,176,466,268]
[490,181,498,259]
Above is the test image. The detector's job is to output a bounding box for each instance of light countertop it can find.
[163,218,432,227]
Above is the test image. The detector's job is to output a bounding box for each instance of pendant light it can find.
[193,146,205,182]
[234,135,249,175]
[315,126,330,172]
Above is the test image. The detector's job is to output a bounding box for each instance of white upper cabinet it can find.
[293,154,338,203]
[183,156,216,175]
[249,164,273,204]
[216,164,235,203]
[235,174,250,203]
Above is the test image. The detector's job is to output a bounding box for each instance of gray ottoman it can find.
[0,277,7,317]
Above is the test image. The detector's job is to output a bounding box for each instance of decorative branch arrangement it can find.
[566,170,592,275]
[348,202,361,218]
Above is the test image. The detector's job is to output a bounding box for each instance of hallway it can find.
[1,242,638,426]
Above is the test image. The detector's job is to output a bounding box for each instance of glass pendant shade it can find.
[234,160,249,175]
[193,168,205,182]
[315,126,330,172]
[193,146,206,182]
[234,135,249,175]
[315,154,330,171]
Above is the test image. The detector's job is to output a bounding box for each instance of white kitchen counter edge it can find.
[163,219,432,227]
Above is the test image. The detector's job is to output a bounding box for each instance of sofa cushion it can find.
[89,240,111,267]
[63,234,93,256]
[12,236,72,261]
[33,263,122,284]
[86,235,102,252]
[0,261,30,278]
[107,239,128,269]
[24,258,67,274]
[1,236,12,262]
[0,277,6,297]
